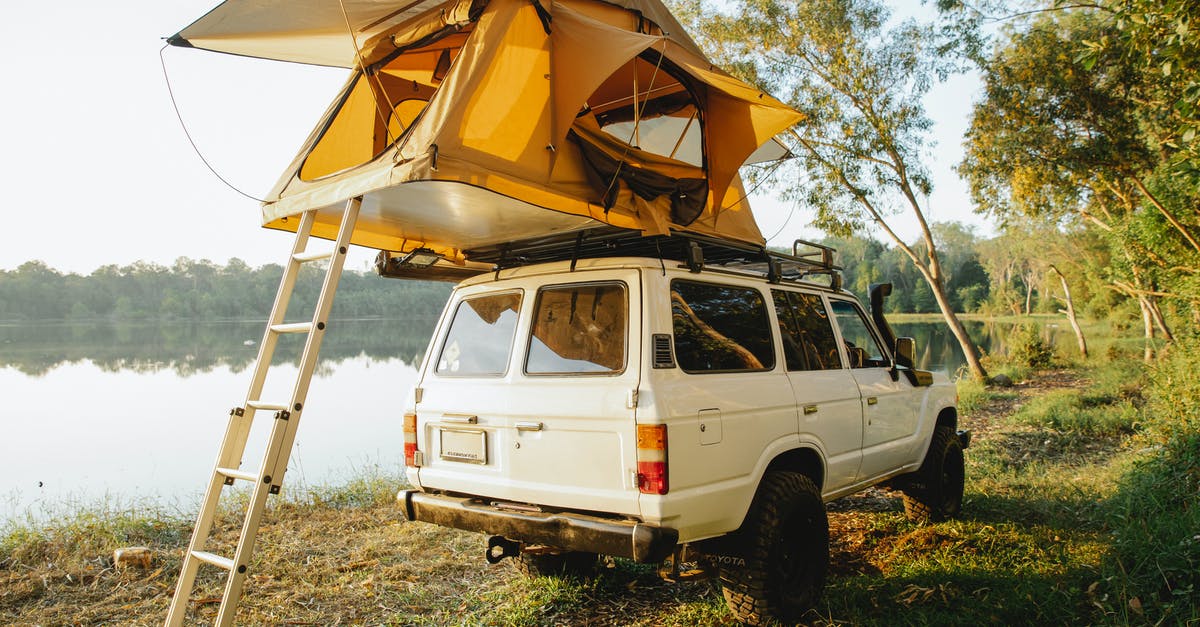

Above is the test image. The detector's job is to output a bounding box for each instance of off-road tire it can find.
[902,425,965,523]
[718,471,828,626]
[513,550,599,579]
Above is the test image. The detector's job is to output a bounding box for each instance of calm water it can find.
[0,317,1056,523]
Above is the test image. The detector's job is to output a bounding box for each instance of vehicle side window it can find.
[671,280,774,373]
[829,299,889,368]
[436,292,522,376]
[526,282,626,375]
[772,290,843,371]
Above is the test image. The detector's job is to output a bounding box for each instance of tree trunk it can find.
[1146,296,1174,342]
[1138,296,1155,362]
[925,271,988,381]
[1024,278,1033,316]
[1049,265,1087,359]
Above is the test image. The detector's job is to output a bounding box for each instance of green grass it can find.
[955,376,1018,415]
[1010,389,1141,435]
[1092,339,1200,624]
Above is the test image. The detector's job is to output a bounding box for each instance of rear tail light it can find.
[403,412,419,467]
[636,424,668,495]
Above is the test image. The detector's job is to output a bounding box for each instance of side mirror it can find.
[895,337,916,370]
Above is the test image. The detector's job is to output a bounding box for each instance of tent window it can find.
[299,30,473,181]
[586,56,703,167]
[387,99,430,142]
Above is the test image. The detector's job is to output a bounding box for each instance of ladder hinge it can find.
[275,410,291,421]
[231,407,245,417]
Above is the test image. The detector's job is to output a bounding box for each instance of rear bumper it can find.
[399,490,678,563]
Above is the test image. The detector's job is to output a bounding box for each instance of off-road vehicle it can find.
[393,229,966,625]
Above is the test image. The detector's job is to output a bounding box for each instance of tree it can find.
[959,7,1197,345]
[683,0,989,379]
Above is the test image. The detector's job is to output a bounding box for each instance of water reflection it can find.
[0,316,1062,523]
[0,318,439,377]
[893,318,1064,375]
[0,318,1062,379]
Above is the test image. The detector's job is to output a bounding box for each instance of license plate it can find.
[439,429,487,464]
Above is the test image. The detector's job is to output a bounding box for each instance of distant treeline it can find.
[0,224,1142,323]
[0,259,452,322]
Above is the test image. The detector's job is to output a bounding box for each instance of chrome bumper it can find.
[399,490,678,563]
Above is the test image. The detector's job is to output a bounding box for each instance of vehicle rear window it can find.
[436,292,522,376]
[526,282,626,375]
[671,280,774,373]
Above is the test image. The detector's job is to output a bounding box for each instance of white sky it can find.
[0,1,993,276]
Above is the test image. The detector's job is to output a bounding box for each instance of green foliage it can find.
[1008,324,1055,369]
[682,0,990,379]
[960,3,1200,339]
[1098,340,1200,622]
[823,222,990,314]
[0,258,451,322]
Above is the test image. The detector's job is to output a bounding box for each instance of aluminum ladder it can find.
[165,198,361,626]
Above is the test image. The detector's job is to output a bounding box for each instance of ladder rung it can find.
[270,322,313,334]
[190,550,235,571]
[293,250,333,263]
[216,467,258,483]
[246,400,288,411]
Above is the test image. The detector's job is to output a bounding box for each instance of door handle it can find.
[515,421,544,432]
[442,414,478,424]
[866,397,878,406]
[803,405,818,415]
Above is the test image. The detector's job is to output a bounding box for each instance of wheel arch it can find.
[764,446,825,493]
[935,405,958,431]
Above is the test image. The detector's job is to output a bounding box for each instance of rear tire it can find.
[902,425,965,523]
[719,471,828,626]
[513,549,599,579]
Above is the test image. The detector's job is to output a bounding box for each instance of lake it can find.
[0,317,1055,523]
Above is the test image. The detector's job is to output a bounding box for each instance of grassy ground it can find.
[2,357,1195,625]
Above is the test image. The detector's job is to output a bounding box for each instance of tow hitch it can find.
[486,536,521,564]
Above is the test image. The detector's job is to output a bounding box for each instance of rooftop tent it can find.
[168,0,802,263]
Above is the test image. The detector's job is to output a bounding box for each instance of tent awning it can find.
[169,0,707,68]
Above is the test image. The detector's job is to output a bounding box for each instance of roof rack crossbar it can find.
[460,228,841,288]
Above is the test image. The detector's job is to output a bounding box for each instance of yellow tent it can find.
[169,0,802,265]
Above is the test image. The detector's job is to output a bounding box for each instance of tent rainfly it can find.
[168,0,803,267]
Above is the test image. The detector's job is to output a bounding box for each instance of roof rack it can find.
[462,227,843,290]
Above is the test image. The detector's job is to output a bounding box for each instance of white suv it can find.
[392,230,965,625]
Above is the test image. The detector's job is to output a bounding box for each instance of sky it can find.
[0,0,993,276]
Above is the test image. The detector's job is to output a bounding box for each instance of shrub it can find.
[1008,324,1054,369]
[1099,339,1200,622]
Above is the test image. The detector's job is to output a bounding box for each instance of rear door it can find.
[413,270,642,516]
